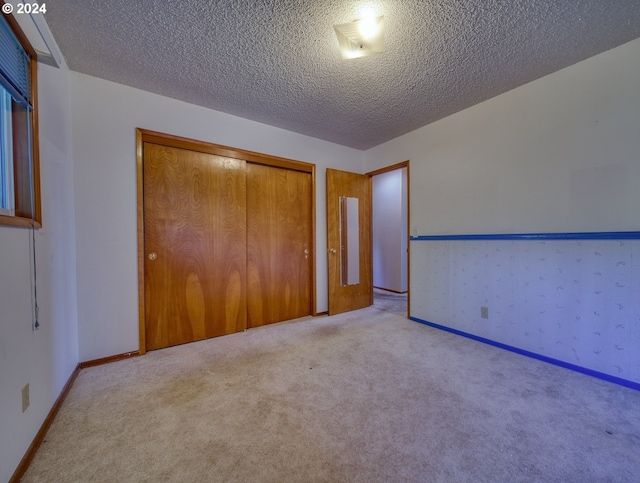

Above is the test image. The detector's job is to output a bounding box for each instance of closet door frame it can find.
[136,128,317,355]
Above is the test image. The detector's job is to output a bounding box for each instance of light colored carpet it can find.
[22,307,639,482]
[373,288,407,316]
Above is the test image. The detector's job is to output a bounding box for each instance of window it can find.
[0,8,41,227]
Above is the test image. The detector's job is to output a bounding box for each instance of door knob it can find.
[328,248,337,254]
[147,252,157,260]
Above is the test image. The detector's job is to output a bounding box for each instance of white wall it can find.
[366,38,640,235]
[412,238,640,384]
[372,168,407,292]
[365,39,640,385]
[70,73,364,362]
[0,61,78,481]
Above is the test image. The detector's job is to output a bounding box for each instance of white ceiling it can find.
[44,0,640,150]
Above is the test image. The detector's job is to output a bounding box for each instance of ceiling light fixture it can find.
[334,16,385,60]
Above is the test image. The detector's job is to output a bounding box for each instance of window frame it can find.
[0,7,41,228]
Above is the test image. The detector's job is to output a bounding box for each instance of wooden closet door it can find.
[143,143,247,350]
[247,163,312,327]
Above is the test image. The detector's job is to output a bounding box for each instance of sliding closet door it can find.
[247,163,312,327]
[143,143,247,350]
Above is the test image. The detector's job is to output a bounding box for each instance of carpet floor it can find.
[373,288,408,316]
[22,306,639,482]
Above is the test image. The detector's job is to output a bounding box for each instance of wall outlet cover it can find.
[481,306,489,319]
[22,384,30,412]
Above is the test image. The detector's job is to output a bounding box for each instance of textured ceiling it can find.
[44,0,640,150]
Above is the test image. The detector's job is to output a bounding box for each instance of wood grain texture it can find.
[136,129,146,354]
[140,129,314,173]
[138,130,317,350]
[247,163,312,327]
[365,160,409,177]
[79,351,140,369]
[0,214,38,228]
[29,54,41,225]
[326,168,372,315]
[143,143,247,350]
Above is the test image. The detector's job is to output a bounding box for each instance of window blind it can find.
[0,15,31,109]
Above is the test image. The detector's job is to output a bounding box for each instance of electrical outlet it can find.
[22,384,30,412]
[481,306,489,319]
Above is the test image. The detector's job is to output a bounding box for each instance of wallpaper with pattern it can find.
[411,239,640,384]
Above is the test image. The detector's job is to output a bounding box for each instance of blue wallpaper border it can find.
[410,231,640,241]
[409,316,640,391]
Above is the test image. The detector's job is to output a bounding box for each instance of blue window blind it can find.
[0,15,31,109]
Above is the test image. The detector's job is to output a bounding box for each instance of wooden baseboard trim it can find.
[9,363,81,483]
[80,351,140,369]
[10,351,140,480]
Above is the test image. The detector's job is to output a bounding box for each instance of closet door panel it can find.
[144,143,247,350]
[247,164,312,327]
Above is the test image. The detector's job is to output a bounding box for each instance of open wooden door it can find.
[327,168,372,315]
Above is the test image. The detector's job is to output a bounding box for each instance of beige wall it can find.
[372,168,408,292]
[0,61,78,482]
[365,38,640,235]
[70,73,364,362]
[364,38,640,385]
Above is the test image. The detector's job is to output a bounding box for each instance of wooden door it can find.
[143,143,247,350]
[247,163,312,327]
[327,168,372,315]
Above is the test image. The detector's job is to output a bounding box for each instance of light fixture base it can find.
[334,16,385,60]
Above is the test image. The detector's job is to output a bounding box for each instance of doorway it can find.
[367,161,410,317]
[325,163,409,317]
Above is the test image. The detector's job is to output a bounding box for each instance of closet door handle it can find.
[147,252,158,260]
